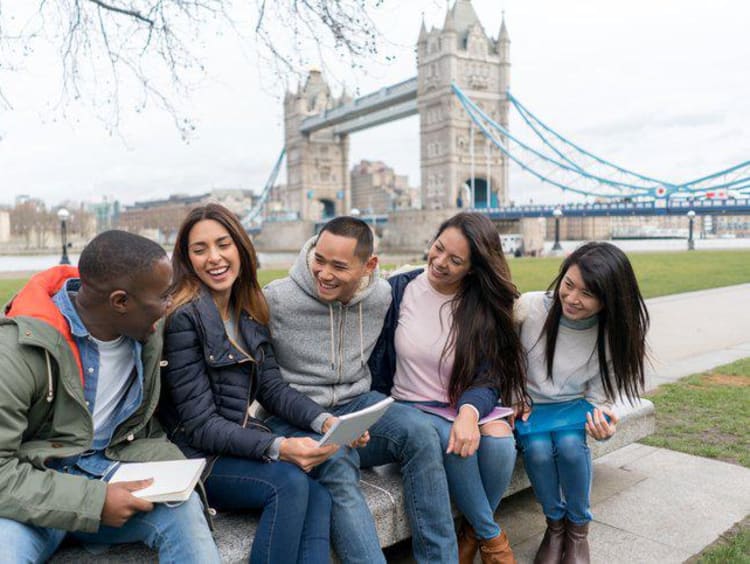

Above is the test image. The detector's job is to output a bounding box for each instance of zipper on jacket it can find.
[241,348,263,428]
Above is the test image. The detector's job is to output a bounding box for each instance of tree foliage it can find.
[0,1,385,138]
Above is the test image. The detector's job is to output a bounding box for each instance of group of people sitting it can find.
[0,204,649,564]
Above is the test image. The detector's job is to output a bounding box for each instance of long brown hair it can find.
[542,242,649,403]
[435,213,527,408]
[170,203,269,325]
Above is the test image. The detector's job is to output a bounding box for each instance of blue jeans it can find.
[205,456,331,564]
[404,404,517,540]
[517,429,593,524]
[0,492,219,563]
[266,391,457,564]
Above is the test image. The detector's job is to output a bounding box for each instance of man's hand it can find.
[321,415,337,434]
[101,479,155,527]
[446,405,481,457]
[279,437,339,472]
[350,430,370,448]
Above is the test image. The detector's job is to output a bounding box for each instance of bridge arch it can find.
[318,198,336,219]
[459,177,498,209]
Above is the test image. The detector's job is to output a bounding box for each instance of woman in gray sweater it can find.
[516,242,649,564]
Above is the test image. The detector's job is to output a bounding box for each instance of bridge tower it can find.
[283,70,351,221]
[417,0,510,210]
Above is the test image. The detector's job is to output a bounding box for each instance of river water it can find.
[1,239,748,274]
[0,252,298,273]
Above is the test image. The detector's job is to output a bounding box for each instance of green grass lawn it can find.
[642,357,750,467]
[695,522,750,564]
[508,249,750,297]
[2,249,750,305]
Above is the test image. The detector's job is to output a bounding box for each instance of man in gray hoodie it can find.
[264,216,457,564]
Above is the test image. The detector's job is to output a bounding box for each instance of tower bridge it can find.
[249,0,750,252]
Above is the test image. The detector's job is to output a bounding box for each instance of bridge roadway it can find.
[301,198,750,233]
[299,77,418,136]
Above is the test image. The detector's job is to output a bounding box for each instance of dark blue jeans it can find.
[517,429,593,524]
[403,404,516,540]
[266,391,458,564]
[205,456,332,564]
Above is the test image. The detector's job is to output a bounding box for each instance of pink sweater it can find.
[391,272,455,404]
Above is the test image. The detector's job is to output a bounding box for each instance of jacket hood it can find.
[6,265,79,325]
[5,265,83,384]
[289,236,382,307]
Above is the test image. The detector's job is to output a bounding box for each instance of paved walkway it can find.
[388,283,750,563]
[644,283,750,390]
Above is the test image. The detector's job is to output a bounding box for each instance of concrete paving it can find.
[388,283,750,563]
[644,283,750,390]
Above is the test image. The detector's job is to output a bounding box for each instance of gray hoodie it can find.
[264,237,392,408]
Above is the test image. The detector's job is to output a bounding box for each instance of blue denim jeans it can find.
[205,456,331,564]
[404,403,517,540]
[266,391,457,564]
[0,492,219,564]
[517,429,593,524]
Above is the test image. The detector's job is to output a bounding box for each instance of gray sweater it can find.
[518,291,611,409]
[264,237,392,408]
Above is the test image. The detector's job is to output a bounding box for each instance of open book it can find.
[109,458,206,503]
[414,404,514,425]
[318,397,394,447]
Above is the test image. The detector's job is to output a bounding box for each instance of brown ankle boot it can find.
[561,520,590,564]
[533,518,566,564]
[458,519,480,564]
[479,530,517,564]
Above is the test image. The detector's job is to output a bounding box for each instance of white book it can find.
[318,397,394,447]
[109,458,206,503]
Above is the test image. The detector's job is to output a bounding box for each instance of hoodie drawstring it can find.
[328,304,335,370]
[359,302,364,368]
[328,302,366,370]
[44,350,54,403]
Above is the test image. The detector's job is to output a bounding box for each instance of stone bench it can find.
[51,399,655,563]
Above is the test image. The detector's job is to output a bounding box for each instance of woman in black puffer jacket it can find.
[159,203,339,564]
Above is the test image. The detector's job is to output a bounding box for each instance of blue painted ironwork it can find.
[452,84,655,198]
[242,147,286,230]
[452,83,750,201]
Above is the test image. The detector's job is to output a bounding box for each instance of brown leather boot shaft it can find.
[533,518,566,564]
[561,520,590,564]
[458,519,480,564]
[479,530,517,564]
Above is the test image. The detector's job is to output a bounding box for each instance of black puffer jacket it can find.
[159,288,326,461]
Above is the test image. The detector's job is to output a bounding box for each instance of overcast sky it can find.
[1,0,748,207]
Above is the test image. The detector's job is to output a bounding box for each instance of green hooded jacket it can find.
[0,266,183,533]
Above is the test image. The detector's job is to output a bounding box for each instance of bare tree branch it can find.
[0,1,392,137]
[86,0,155,26]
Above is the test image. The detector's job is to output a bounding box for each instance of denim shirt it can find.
[50,279,145,478]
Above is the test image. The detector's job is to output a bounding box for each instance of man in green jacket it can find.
[0,230,219,563]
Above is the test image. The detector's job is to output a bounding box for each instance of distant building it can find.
[87,199,121,232]
[117,189,259,244]
[350,160,419,215]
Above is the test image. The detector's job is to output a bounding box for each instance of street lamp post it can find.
[687,210,696,251]
[552,207,563,251]
[57,208,70,265]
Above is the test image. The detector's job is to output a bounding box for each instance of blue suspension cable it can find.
[452,84,654,197]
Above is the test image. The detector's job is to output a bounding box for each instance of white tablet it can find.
[318,397,394,447]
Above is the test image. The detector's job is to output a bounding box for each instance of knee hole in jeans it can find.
[479,420,513,437]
